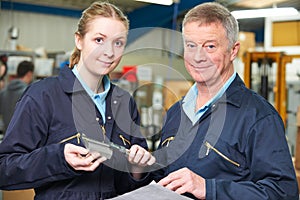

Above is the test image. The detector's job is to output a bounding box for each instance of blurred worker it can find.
[0,59,7,90]
[0,60,34,133]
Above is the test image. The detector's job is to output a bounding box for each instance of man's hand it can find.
[64,143,107,171]
[158,167,206,199]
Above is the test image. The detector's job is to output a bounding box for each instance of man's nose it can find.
[193,46,206,62]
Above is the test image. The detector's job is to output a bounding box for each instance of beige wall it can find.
[0,10,77,52]
[0,11,191,79]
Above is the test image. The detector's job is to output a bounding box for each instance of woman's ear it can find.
[75,32,83,50]
[230,42,240,61]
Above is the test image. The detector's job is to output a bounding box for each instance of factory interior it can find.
[0,0,300,199]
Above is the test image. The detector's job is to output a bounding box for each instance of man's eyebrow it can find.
[203,40,217,43]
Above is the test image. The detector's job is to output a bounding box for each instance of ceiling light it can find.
[134,0,173,6]
[231,7,299,19]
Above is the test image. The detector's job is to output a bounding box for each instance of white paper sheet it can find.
[108,181,192,200]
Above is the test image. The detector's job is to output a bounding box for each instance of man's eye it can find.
[95,38,104,44]
[186,43,196,48]
[205,44,215,49]
[204,44,216,52]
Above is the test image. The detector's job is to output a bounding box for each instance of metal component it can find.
[80,133,166,169]
[81,134,113,159]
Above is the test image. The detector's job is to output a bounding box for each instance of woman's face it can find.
[75,16,127,77]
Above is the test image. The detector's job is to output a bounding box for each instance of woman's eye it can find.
[95,38,104,44]
[115,40,124,47]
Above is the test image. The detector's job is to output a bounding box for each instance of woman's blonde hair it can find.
[69,2,129,68]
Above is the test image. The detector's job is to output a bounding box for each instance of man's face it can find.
[183,21,238,87]
[0,64,6,77]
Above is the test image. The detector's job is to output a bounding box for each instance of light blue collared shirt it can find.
[183,73,236,125]
[72,67,111,124]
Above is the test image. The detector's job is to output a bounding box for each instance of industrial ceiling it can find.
[1,0,300,42]
[2,0,299,13]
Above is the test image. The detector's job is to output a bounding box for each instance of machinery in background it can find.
[243,52,283,123]
[243,52,300,156]
[8,26,19,51]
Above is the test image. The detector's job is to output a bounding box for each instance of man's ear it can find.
[230,42,240,61]
[24,71,33,84]
[75,32,83,50]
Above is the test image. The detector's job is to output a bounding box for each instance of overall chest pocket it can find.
[202,139,248,178]
[47,126,80,146]
[160,127,178,147]
[112,126,132,148]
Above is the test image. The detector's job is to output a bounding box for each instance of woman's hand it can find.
[126,145,156,179]
[64,143,107,171]
[127,144,156,166]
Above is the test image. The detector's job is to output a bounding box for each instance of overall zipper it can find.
[119,135,131,146]
[101,125,106,141]
[161,136,175,147]
[205,141,240,167]
[60,124,106,145]
[59,132,82,144]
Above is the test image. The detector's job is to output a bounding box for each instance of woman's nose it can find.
[103,43,114,58]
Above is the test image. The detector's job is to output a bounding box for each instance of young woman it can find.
[0,2,155,199]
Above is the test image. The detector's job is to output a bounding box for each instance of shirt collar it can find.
[208,72,236,109]
[72,66,111,102]
[182,73,236,124]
